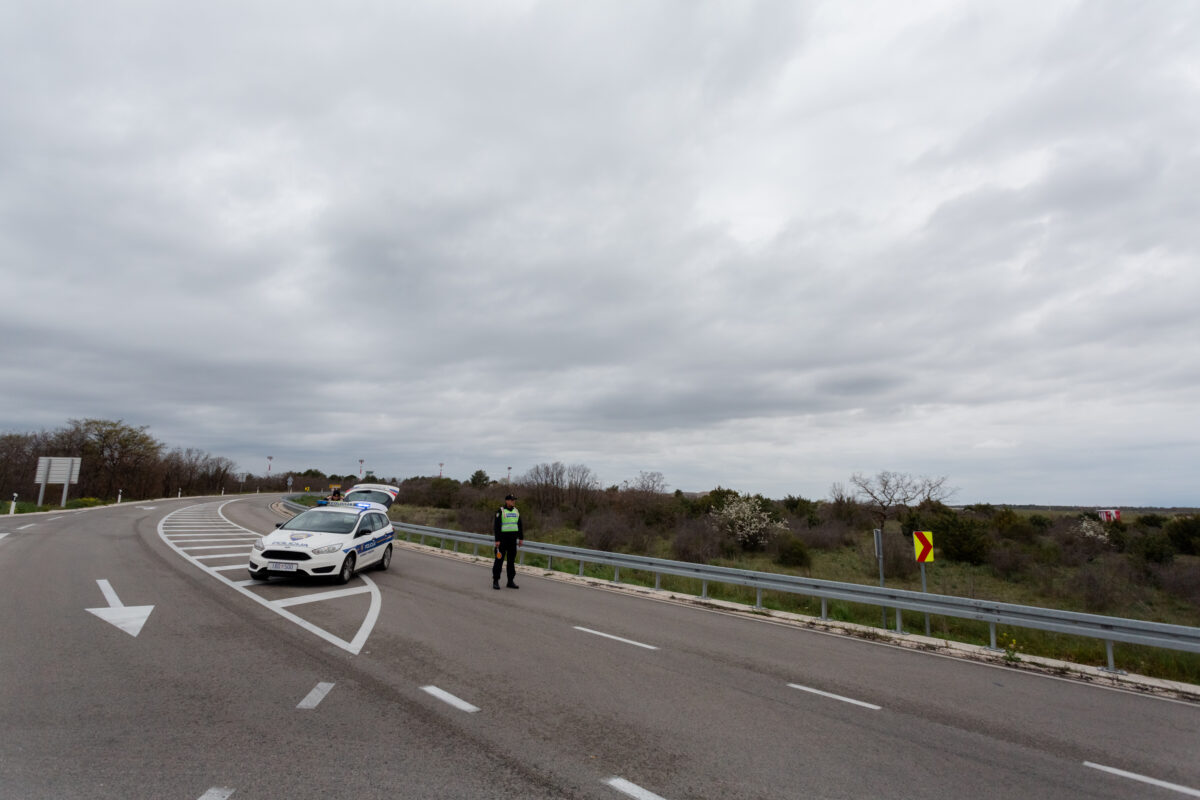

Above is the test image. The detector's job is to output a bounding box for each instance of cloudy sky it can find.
[2,1,1198,506]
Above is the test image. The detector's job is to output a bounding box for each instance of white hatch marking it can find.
[787,683,881,710]
[1084,762,1200,797]
[272,586,372,608]
[297,682,335,710]
[420,686,480,713]
[17,524,35,530]
[0,533,8,542]
[604,777,669,800]
[574,626,658,650]
[157,501,382,655]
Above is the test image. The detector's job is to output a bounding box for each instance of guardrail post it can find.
[1102,640,1126,674]
[989,622,998,650]
[547,556,552,571]
[655,573,661,591]
[578,560,585,576]
[895,608,903,634]
[756,588,762,609]
[520,551,525,565]
[820,597,828,620]
[613,566,620,583]
[473,544,478,556]
[702,580,708,599]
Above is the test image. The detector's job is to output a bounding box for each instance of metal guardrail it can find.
[281,501,1200,672]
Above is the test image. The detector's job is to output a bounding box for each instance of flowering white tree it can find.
[710,493,788,550]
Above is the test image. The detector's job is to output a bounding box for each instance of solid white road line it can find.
[271,586,372,607]
[574,626,658,650]
[787,683,881,710]
[17,523,35,530]
[420,685,480,713]
[297,682,335,709]
[604,777,669,800]
[1084,762,1200,797]
[197,789,235,800]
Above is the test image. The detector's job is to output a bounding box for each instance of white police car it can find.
[249,502,394,584]
[342,483,399,508]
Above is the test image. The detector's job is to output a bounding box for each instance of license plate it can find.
[268,562,297,572]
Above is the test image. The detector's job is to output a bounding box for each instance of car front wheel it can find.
[377,544,392,571]
[336,553,356,584]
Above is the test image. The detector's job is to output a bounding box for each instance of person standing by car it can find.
[493,494,523,590]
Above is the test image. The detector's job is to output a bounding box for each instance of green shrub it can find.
[941,516,991,565]
[773,534,812,568]
[1130,531,1175,564]
[1164,515,1200,556]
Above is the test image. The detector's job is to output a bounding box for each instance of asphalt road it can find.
[1,495,1197,799]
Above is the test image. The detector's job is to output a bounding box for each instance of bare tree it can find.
[849,471,953,531]
[624,471,668,494]
[565,463,600,509]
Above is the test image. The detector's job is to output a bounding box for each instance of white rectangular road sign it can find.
[35,457,81,484]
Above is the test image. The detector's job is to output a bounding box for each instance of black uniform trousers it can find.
[493,532,518,582]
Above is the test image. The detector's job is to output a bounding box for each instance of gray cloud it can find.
[2,1,1199,505]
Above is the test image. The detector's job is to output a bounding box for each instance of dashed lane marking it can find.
[297,682,335,710]
[604,777,669,800]
[574,626,658,650]
[157,500,381,655]
[420,685,480,713]
[787,683,881,710]
[197,789,235,800]
[1084,762,1200,797]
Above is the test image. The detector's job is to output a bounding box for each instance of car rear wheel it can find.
[336,553,356,584]
[377,544,392,571]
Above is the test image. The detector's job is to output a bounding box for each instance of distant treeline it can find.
[1,419,247,504]
[387,465,1200,615]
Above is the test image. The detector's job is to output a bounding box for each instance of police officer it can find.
[493,494,523,590]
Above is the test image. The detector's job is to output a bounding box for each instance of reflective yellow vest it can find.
[500,508,520,533]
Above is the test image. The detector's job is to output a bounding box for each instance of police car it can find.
[342,483,399,508]
[249,502,394,584]
[319,483,400,508]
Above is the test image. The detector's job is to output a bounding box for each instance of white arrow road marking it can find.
[604,777,669,800]
[86,579,155,637]
[574,626,658,650]
[787,683,881,710]
[297,682,335,709]
[1084,762,1200,797]
[421,686,480,713]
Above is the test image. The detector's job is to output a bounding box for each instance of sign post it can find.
[874,529,887,628]
[913,531,934,636]
[35,457,82,508]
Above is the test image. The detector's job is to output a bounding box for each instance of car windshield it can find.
[343,490,393,507]
[282,510,359,535]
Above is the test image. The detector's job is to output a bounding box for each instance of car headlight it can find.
[253,538,265,551]
[312,543,342,555]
